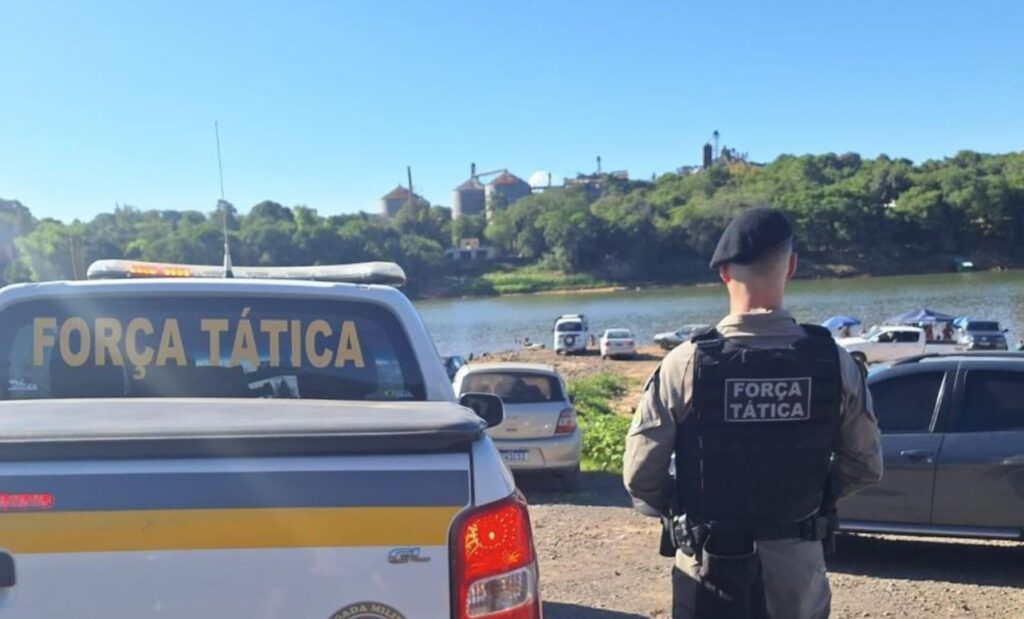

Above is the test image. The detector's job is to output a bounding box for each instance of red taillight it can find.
[555,408,577,435]
[0,493,54,512]
[451,493,540,618]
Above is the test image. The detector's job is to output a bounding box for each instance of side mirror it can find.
[459,393,505,428]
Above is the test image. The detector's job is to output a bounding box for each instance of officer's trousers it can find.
[672,538,831,619]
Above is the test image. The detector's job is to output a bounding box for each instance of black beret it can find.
[709,207,793,269]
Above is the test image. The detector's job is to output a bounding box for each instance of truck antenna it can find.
[215,121,234,278]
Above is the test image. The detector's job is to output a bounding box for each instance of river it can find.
[416,270,1024,356]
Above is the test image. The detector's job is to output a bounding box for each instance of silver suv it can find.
[839,353,1024,540]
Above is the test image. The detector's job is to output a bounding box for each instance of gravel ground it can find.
[518,473,1024,619]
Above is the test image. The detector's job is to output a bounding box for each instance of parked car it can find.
[839,352,1024,540]
[653,324,709,350]
[453,362,581,489]
[553,314,589,355]
[600,328,637,359]
[442,354,468,380]
[0,259,540,619]
[838,325,967,365]
[958,320,1009,351]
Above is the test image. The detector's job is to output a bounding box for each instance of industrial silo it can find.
[380,185,412,217]
[485,171,532,216]
[452,164,486,219]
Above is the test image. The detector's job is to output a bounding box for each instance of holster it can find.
[660,514,705,559]
[693,527,770,619]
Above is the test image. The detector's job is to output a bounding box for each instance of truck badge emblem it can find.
[330,602,406,619]
[387,547,431,564]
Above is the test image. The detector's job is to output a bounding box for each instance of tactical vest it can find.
[675,325,841,531]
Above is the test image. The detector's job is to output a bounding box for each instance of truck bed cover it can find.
[0,399,485,460]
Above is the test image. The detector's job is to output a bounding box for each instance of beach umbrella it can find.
[821,315,861,329]
[885,308,956,324]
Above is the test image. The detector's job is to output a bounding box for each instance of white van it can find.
[553,314,588,355]
[0,260,540,619]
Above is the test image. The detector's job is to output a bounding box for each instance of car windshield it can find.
[605,329,632,339]
[0,295,425,401]
[966,321,1000,332]
[461,371,563,404]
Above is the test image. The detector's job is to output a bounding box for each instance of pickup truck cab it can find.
[838,325,966,365]
[840,353,1024,540]
[0,261,540,619]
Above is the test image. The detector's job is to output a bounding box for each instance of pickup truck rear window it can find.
[0,296,425,401]
[461,372,564,404]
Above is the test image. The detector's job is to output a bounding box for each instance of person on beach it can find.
[623,207,883,619]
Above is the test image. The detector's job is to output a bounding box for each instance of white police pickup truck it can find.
[0,260,540,619]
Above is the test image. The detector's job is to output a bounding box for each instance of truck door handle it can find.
[899,450,934,463]
[0,551,14,588]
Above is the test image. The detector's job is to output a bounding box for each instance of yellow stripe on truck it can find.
[0,506,460,554]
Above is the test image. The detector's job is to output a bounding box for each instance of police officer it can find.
[623,207,883,619]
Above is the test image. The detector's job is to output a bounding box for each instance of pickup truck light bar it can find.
[86,260,407,287]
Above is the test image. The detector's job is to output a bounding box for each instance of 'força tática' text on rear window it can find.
[0,296,425,401]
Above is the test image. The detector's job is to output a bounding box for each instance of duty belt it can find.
[669,514,832,560]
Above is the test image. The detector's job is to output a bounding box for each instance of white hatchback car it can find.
[600,328,637,359]
[453,362,582,489]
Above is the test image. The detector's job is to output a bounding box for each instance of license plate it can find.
[500,450,529,463]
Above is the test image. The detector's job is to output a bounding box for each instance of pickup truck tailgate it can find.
[0,399,483,619]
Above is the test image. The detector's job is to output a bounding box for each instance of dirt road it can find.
[519,473,1024,618]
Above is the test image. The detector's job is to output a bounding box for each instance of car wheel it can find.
[555,465,580,492]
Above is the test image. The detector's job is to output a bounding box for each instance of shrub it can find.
[568,373,626,417]
[568,373,630,472]
[578,413,631,472]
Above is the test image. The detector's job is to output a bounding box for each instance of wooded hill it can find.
[3,150,1023,296]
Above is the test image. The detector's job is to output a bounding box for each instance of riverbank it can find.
[423,256,1022,301]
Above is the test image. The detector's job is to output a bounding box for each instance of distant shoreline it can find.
[420,262,1020,301]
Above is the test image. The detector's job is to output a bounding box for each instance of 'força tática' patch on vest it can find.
[723,377,812,422]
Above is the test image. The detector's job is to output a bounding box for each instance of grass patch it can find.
[569,373,627,416]
[569,373,631,473]
[482,267,613,296]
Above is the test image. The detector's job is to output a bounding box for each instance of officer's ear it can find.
[786,252,798,280]
[718,265,732,284]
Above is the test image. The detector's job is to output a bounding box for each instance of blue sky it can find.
[2,0,1021,222]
